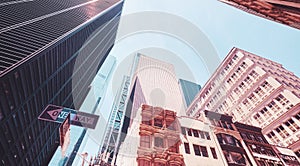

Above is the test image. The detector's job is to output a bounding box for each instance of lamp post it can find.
[79,152,89,166]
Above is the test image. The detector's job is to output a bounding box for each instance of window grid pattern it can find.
[0,1,123,164]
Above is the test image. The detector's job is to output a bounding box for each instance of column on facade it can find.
[239,140,258,166]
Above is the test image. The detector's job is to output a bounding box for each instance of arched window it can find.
[216,133,241,147]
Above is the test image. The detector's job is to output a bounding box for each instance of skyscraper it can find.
[130,54,185,114]
[0,0,123,165]
[96,54,185,165]
[220,0,300,30]
[187,47,300,158]
[179,79,201,109]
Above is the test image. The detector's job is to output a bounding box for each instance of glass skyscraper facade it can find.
[0,0,123,165]
[179,79,201,109]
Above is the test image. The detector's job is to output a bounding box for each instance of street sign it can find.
[38,104,99,129]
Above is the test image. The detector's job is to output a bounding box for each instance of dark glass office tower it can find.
[179,79,201,108]
[0,0,123,165]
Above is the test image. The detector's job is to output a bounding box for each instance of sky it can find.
[111,0,300,82]
[81,0,300,161]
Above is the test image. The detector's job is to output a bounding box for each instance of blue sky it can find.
[113,0,300,80]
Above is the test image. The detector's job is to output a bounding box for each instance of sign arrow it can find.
[47,109,63,120]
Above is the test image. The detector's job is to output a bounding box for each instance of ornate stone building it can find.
[220,0,300,29]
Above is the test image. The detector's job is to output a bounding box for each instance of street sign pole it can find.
[59,112,71,157]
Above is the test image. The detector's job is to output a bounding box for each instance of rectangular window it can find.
[199,131,205,139]
[248,94,257,103]
[193,144,201,156]
[256,136,265,143]
[295,112,300,120]
[187,128,192,136]
[233,55,238,60]
[184,142,190,154]
[276,125,290,138]
[221,121,228,129]
[192,129,199,138]
[140,135,150,148]
[205,132,211,140]
[268,101,280,112]
[241,133,248,139]
[250,70,258,78]
[254,87,264,97]
[239,82,246,90]
[142,120,151,126]
[210,147,218,159]
[209,119,217,126]
[236,67,242,75]
[139,160,151,166]
[168,139,178,153]
[201,146,208,157]
[231,73,237,80]
[181,127,186,135]
[227,78,233,85]
[260,107,271,118]
[243,99,250,107]
[262,81,272,91]
[285,119,300,132]
[227,123,234,130]
[244,76,252,85]
[267,131,279,143]
[154,137,164,148]
[154,118,163,128]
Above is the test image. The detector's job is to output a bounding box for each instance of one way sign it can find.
[38,104,99,129]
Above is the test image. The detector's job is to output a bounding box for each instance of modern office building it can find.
[129,54,185,115]
[219,0,300,30]
[235,122,284,165]
[95,54,186,165]
[186,47,300,157]
[122,54,186,145]
[179,79,201,109]
[0,0,123,165]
